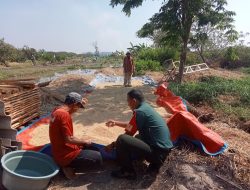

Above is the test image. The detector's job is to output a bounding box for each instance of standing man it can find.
[123,52,135,87]
[49,92,102,179]
[105,89,173,179]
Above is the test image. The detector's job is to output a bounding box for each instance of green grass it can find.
[168,76,250,120]
[214,102,250,121]
[67,64,105,70]
[0,60,121,80]
[240,67,250,74]
[0,63,70,80]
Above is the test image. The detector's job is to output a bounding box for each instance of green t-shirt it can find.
[135,102,173,149]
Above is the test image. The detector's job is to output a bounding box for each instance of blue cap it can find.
[65,92,84,108]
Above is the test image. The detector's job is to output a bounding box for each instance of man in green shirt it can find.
[106,89,173,180]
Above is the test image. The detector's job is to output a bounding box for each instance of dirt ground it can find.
[32,76,170,146]
[16,67,250,190]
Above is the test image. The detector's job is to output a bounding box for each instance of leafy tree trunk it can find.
[178,0,192,83]
[31,55,36,66]
[179,42,188,83]
[198,46,206,63]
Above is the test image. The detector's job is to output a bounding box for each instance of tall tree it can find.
[0,38,15,67]
[189,20,238,63]
[22,45,37,65]
[110,0,235,82]
[92,41,100,59]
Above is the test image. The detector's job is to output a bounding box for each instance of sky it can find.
[0,0,249,53]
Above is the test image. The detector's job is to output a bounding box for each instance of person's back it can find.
[135,102,173,150]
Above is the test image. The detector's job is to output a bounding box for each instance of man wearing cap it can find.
[123,52,135,87]
[49,92,102,179]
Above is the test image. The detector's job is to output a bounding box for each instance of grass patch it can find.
[0,64,70,80]
[67,64,104,70]
[240,67,250,74]
[168,76,250,120]
[214,102,250,121]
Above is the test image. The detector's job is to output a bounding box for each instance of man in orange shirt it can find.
[49,92,102,179]
[123,52,135,87]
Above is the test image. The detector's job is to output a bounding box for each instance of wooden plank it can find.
[11,108,40,124]
[2,88,39,99]
[3,91,40,102]
[3,98,40,109]
[9,104,40,120]
[8,100,40,114]
[0,81,35,86]
[0,85,22,88]
[4,96,40,107]
[11,112,39,129]
[5,93,40,103]
[5,102,41,117]
[0,78,35,83]
[4,99,39,109]
[0,81,36,89]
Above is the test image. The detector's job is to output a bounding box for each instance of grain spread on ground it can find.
[30,76,171,146]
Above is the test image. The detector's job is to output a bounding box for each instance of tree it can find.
[0,38,15,67]
[92,41,99,59]
[189,22,238,63]
[127,42,147,56]
[110,0,235,82]
[189,12,238,63]
[22,45,37,65]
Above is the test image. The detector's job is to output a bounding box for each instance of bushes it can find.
[186,52,203,65]
[135,59,162,75]
[221,46,250,68]
[137,47,179,63]
[133,47,179,75]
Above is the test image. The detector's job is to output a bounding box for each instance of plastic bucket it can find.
[1,150,59,190]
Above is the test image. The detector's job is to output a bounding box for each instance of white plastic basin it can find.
[1,150,59,190]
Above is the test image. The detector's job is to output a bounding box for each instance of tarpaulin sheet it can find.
[16,115,116,160]
[155,83,228,155]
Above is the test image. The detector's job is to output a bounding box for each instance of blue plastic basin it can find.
[1,150,59,190]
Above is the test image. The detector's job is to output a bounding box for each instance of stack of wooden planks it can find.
[0,79,41,129]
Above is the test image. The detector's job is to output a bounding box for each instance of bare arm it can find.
[65,136,91,146]
[106,120,129,129]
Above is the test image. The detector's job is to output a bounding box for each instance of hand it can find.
[83,139,92,146]
[106,120,116,128]
[82,98,88,105]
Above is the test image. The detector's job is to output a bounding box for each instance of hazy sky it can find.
[0,0,249,53]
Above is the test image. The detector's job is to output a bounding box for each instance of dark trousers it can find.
[115,134,170,172]
[69,146,103,172]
